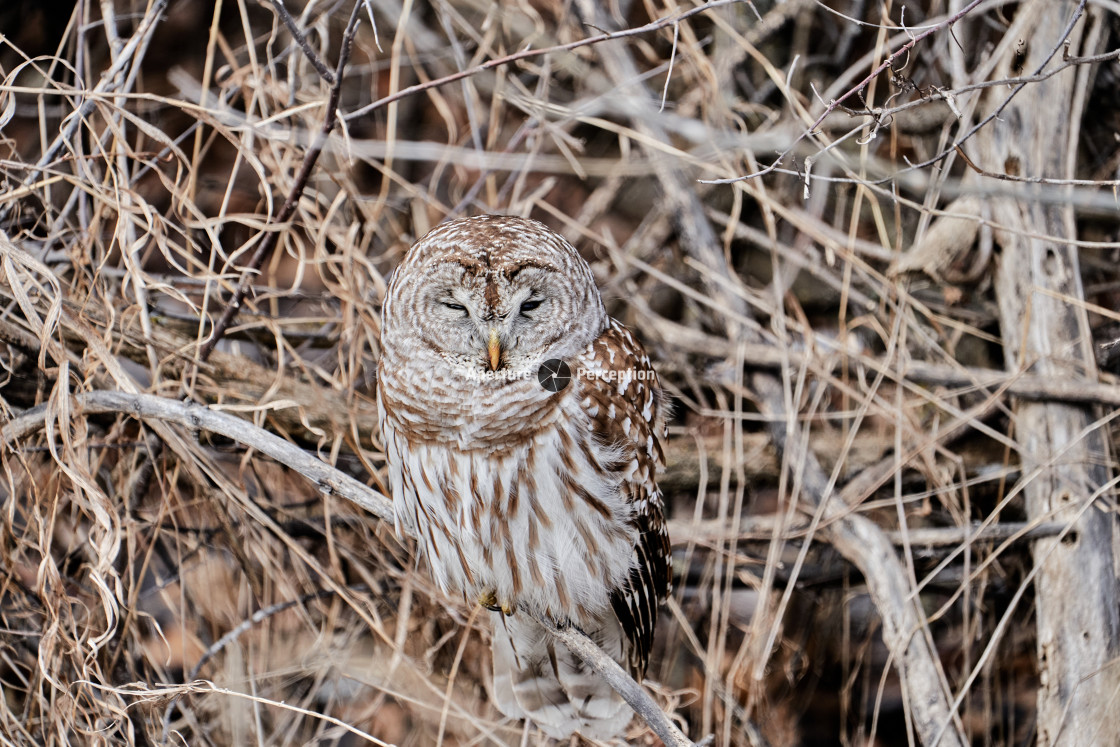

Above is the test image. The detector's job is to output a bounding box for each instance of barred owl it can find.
[377,215,670,740]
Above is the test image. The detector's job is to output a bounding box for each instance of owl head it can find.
[381,215,609,383]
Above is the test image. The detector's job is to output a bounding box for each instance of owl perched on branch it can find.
[377,215,670,740]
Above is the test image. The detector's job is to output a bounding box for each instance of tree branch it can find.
[268,0,337,84]
[0,390,694,744]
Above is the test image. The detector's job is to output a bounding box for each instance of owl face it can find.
[382,216,609,382]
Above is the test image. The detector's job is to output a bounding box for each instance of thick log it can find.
[980,3,1120,744]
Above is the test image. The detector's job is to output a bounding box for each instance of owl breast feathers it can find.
[377,215,670,740]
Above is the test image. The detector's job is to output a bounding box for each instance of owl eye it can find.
[519,298,542,315]
[442,301,468,313]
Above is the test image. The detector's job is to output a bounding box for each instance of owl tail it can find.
[490,611,634,740]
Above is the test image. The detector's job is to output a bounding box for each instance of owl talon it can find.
[477,590,515,615]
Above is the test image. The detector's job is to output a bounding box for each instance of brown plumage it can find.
[377,215,670,739]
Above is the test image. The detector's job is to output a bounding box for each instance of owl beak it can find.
[487,328,502,370]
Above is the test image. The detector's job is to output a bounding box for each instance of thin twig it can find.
[0,0,169,225]
[635,310,1120,409]
[197,1,362,363]
[342,0,745,123]
[785,3,1119,189]
[897,0,1090,177]
[680,514,1067,550]
[701,0,985,184]
[157,583,369,740]
[269,0,337,84]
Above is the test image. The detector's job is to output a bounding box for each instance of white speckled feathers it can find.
[377,215,669,739]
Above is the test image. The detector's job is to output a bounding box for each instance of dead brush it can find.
[2,1,1120,745]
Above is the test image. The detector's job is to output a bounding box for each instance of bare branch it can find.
[268,0,337,84]
[0,390,691,743]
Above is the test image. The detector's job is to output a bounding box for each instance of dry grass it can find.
[1,1,1119,745]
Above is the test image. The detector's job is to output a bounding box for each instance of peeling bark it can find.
[979,2,1120,744]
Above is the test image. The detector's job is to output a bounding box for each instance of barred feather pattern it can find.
[377,215,670,740]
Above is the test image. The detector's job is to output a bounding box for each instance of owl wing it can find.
[575,318,671,676]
